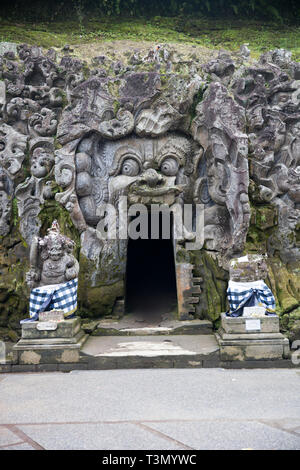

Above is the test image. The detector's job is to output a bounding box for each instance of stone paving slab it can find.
[0,427,21,447]
[16,423,186,450]
[1,442,36,450]
[144,420,300,450]
[0,369,300,450]
[81,334,219,357]
[1,369,300,424]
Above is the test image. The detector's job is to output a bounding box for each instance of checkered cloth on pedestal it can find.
[21,278,78,323]
[226,280,276,317]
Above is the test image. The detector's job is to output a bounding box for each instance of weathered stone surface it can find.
[221,312,279,334]
[21,318,81,339]
[229,254,268,282]
[216,313,290,361]
[0,43,299,335]
[14,319,88,364]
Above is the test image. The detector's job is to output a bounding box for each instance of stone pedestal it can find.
[216,313,290,361]
[13,318,88,365]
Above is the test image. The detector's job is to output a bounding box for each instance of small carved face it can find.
[48,243,64,261]
[31,148,54,178]
[0,124,27,176]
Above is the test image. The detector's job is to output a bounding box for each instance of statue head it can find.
[31,147,54,178]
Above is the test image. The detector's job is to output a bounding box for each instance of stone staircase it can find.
[80,316,220,369]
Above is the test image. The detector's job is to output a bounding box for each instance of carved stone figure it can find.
[26,220,79,289]
[15,139,55,242]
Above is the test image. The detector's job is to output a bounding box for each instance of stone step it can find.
[88,318,213,336]
[80,334,220,369]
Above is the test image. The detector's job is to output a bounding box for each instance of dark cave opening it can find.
[125,212,178,318]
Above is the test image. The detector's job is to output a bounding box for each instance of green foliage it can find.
[1,0,300,22]
[1,16,300,61]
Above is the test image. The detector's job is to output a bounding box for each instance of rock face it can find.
[0,42,299,340]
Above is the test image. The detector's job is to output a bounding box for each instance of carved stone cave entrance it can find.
[125,211,178,318]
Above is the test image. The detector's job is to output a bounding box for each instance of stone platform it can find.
[80,334,220,369]
[216,313,290,361]
[88,314,213,336]
[1,315,296,373]
[13,318,88,365]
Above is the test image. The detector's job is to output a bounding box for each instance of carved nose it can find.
[140,169,163,187]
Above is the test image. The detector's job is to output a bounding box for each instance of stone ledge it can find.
[215,332,290,361]
[92,317,213,336]
[218,328,284,341]
[221,312,279,334]
[15,330,86,347]
[21,318,81,340]
[1,356,298,373]
[14,333,89,365]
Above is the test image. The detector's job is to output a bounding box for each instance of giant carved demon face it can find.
[75,133,193,227]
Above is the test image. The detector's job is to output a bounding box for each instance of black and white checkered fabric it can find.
[24,278,78,322]
[227,281,276,317]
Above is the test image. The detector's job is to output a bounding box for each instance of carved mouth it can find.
[130,185,183,197]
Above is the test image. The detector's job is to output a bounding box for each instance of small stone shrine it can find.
[13,221,87,365]
[216,255,290,361]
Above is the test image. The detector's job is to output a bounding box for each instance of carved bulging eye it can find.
[160,157,179,176]
[121,158,140,176]
[0,141,5,152]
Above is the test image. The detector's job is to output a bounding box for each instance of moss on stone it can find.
[39,199,81,255]
[191,250,228,323]
[78,279,124,318]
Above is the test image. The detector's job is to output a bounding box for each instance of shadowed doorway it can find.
[125,212,178,319]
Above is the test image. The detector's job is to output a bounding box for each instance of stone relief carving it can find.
[232,54,300,261]
[15,138,55,242]
[0,123,27,177]
[191,82,251,256]
[0,41,299,324]
[26,220,79,289]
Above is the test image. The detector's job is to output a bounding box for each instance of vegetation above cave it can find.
[0,5,300,60]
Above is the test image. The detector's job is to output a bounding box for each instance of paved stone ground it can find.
[82,334,218,357]
[0,369,300,450]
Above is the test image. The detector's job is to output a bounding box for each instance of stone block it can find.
[14,318,88,365]
[216,322,290,361]
[221,312,279,334]
[21,318,81,340]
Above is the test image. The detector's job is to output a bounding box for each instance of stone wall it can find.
[0,42,299,341]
